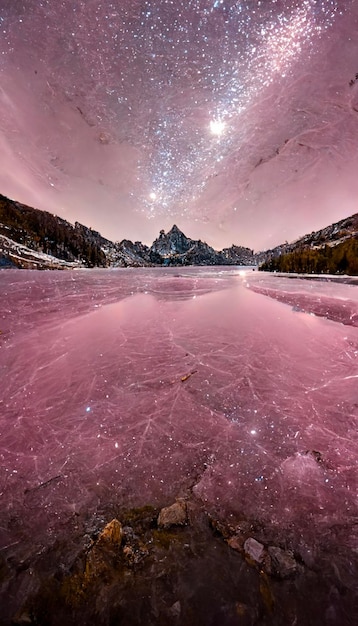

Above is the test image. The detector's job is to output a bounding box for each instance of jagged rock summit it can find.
[151,224,194,256]
[151,225,226,265]
[150,225,257,266]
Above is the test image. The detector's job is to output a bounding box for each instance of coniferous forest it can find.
[259,237,358,275]
[0,194,107,267]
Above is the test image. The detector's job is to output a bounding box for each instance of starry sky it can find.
[1,0,358,250]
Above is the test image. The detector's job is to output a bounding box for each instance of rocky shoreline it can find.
[3,495,354,626]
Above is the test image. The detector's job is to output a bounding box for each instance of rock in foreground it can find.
[157,499,188,528]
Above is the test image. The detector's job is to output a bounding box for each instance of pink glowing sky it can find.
[1,0,358,250]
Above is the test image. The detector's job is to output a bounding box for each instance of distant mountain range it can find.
[0,193,357,273]
[0,194,255,269]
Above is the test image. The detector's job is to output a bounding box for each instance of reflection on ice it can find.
[0,267,357,623]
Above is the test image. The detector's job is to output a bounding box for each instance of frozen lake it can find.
[0,267,357,625]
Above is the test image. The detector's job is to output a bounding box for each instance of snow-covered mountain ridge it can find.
[0,193,357,272]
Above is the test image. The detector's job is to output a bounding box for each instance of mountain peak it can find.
[163,224,186,238]
[152,224,192,256]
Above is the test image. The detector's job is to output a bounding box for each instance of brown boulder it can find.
[157,500,187,528]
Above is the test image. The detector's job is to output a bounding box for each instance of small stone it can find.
[122,537,149,565]
[97,519,123,546]
[234,521,252,535]
[210,518,232,538]
[244,537,265,564]
[268,546,298,579]
[235,602,260,626]
[304,449,323,464]
[157,500,187,528]
[123,545,134,559]
[262,552,272,576]
[12,612,33,625]
[169,600,181,618]
[227,521,252,551]
[235,602,248,616]
[228,534,245,552]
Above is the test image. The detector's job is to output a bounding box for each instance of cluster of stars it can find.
[0,0,344,221]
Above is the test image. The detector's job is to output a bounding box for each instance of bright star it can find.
[210,119,226,136]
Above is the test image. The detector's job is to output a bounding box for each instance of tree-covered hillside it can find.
[259,237,358,275]
[0,194,107,267]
